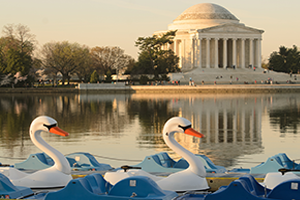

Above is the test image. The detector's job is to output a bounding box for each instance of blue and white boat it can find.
[15,152,113,172]
[42,173,178,200]
[132,152,226,174]
[175,174,300,200]
[0,173,34,199]
[229,153,299,174]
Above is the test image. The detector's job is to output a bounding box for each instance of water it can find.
[0,92,300,170]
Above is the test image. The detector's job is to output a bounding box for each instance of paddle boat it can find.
[42,173,178,200]
[175,174,300,200]
[229,153,299,174]
[0,173,34,199]
[132,152,226,174]
[15,152,113,172]
[0,170,177,199]
[104,117,210,192]
[0,116,73,189]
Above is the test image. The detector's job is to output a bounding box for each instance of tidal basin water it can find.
[0,92,300,170]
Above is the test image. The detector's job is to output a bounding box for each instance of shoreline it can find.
[1,83,300,94]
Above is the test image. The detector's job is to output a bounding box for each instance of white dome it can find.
[168,3,240,30]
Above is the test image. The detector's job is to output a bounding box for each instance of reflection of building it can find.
[154,3,264,71]
[169,95,264,167]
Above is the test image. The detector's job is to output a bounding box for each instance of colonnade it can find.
[178,106,262,144]
[172,37,262,69]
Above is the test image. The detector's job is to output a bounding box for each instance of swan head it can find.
[30,116,69,137]
[162,117,204,139]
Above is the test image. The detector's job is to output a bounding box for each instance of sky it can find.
[1,0,299,61]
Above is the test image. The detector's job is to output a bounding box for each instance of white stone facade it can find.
[154,3,264,71]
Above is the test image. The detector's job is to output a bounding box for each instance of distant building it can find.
[154,3,264,71]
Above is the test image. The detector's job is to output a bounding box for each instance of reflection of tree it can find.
[269,106,300,134]
[0,94,132,155]
[126,98,179,149]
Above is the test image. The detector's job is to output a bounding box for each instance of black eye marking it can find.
[178,124,191,131]
[165,132,168,136]
[43,123,57,130]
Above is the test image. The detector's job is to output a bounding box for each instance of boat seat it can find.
[267,179,300,200]
[277,153,297,169]
[84,174,111,194]
[66,157,80,167]
[151,155,162,166]
[205,179,259,200]
[157,152,175,168]
[239,175,270,197]
[108,176,165,197]
[35,153,52,165]
[173,158,189,168]
[73,174,111,195]
[272,155,284,167]
[44,174,112,200]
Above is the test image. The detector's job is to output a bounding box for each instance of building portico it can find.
[155,3,264,71]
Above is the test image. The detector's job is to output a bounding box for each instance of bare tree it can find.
[40,41,82,85]
[90,46,133,78]
[2,24,36,55]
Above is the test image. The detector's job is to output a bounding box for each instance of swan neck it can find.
[165,132,206,177]
[31,130,70,174]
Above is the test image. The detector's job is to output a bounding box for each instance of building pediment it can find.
[198,23,264,34]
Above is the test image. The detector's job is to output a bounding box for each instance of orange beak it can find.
[49,126,69,137]
[185,128,204,138]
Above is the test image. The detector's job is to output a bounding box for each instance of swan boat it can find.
[0,116,72,189]
[104,117,210,192]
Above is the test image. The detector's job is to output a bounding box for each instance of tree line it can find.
[0,24,179,87]
[2,23,298,87]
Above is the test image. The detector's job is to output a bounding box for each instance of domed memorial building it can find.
[154,3,264,71]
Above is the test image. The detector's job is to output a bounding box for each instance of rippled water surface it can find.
[0,92,300,170]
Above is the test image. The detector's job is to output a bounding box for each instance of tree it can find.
[40,41,85,85]
[269,45,300,73]
[73,46,94,83]
[135,30,179,79]
[0,24,36,85]
[2,24,36,55]
[90,46,133,79]
[90,70,99,83]
[5,48,32,75]
[0,38,6,74]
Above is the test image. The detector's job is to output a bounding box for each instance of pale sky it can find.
[1,0,299,61]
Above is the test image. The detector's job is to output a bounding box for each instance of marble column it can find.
[206,38,211,68]
[257,39,262,68]
[223,38,227,68]
[215,38,219,68]
[190,38,194,68]
[232,38,237,68]
[198,38,202,68]
[241,38,245,68]
[249,39,253,68]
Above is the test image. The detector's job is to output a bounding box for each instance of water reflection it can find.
[0,93,300,169]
